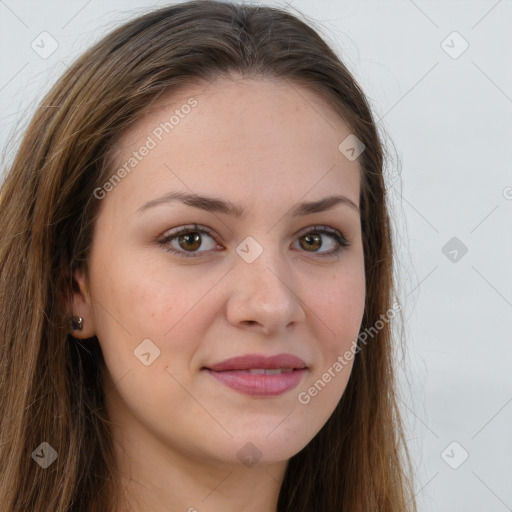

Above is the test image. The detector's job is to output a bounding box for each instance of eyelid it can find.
[157,223,350,258]
[158,223,222,255]
[159,223,219,244]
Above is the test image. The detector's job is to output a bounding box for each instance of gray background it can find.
[1,1,511,510]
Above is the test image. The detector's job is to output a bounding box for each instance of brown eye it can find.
[299,233,322,252]
[293,226,350,258]
[178,232,201,251]
[159,224,349,259]
[159,224,219,258]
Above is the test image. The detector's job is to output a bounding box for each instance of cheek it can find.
[293,269,364,437]
[88,247,217,372]
[310,263,366,351]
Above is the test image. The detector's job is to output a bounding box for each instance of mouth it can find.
[227,368,295,374]
[202,353,308,397]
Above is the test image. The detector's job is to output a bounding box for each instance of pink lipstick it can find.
[203,353,307,397]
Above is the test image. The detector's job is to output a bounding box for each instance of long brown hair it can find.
[0,1,417,510]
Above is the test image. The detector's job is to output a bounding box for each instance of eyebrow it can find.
[136,191,359,216]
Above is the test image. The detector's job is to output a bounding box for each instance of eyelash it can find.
[157,223,350,259]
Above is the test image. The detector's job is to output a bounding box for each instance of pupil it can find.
[180,232,200,250]
[304,234,321,250]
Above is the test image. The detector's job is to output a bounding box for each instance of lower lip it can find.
[204,369,307,397]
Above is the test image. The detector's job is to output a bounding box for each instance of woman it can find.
[0,1,417,510]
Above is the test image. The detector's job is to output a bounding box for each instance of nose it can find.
[225,244,306,336]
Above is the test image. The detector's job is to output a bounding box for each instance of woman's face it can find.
[73,75,365,469]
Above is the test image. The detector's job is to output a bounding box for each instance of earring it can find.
[71,316,84,331]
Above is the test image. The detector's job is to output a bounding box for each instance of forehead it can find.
[102,75,361,215]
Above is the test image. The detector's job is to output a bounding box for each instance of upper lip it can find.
[204,353,307,371]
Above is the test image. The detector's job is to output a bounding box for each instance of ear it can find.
[64,265,97,339]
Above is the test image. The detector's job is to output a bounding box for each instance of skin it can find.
[68,74,366,512]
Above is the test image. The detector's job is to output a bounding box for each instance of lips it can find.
[203,353,307,397]
[204,353,307,372]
